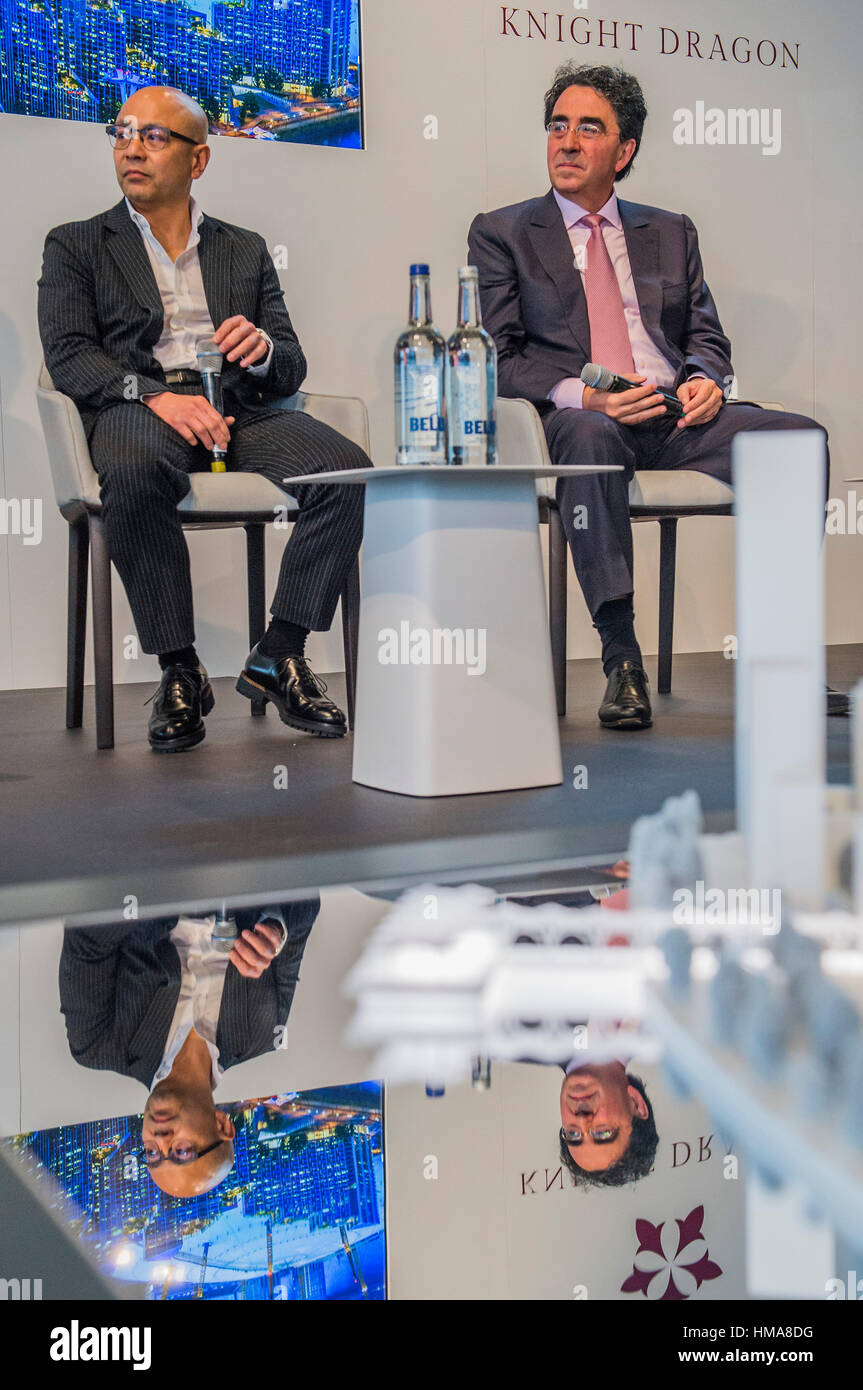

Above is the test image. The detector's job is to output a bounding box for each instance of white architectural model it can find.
[344,431,863,1273]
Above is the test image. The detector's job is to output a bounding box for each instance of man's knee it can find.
[270,411,371,476]
[761,409,827,440]
[546,406,622,447]
[335,438,371,475]
[310,426,370,476]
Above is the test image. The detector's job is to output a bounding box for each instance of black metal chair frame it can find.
[61,501,360,750]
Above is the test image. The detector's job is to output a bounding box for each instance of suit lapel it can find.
[104,200,233,339]
[528,189,591,359]
[104,199,164,322]
[198,216,232,334]
[618,200,679,364]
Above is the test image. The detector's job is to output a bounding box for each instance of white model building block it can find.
[734,429,826,910]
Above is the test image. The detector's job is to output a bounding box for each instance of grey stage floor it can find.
[0,647,857,925]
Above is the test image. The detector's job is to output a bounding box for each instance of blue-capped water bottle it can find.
[394,264,446,465]
[445,265,498,466]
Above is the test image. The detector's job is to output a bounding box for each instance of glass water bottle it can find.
[394,264,446,465]
[445,266,498,466]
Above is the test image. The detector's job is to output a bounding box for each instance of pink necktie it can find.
[581,212,634,375]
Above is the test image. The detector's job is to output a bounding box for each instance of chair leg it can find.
[547,504,568,717]
[245,524,267,716]
[89,515,115,750]
[66,517,89,729]
[657,516,678,696]
[341,556,360,732]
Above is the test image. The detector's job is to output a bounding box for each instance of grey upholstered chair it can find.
[496,396,783,714]
[37,364,366,749]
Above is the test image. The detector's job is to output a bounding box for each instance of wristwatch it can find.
[253,327,273,362]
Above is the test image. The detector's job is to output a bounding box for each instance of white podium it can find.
[286,464,619,797]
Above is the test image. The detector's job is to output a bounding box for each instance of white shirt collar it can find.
[552,185,621,230]
[124,194,205,242]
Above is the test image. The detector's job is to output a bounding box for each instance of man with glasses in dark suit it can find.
[469,63,846,730]
[59,897,319,1198]
[38,85,367,753]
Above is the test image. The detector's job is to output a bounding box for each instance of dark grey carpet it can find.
[0,647,855,924]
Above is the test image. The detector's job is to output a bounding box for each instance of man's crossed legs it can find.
[547,401,836,727]
[89,390,368,751]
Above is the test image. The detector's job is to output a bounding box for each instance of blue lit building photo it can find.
[0,0,362,146]
[4,1082,385,1300]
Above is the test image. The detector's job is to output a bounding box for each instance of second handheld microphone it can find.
[580,361,685,418]
[196,338,228,472]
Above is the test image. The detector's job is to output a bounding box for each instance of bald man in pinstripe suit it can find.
[38,86,368,753]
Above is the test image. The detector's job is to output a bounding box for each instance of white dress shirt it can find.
[150,907,289,1091]
[150,914,228,1091]
[548,187,702,411]
[125,194,273,378]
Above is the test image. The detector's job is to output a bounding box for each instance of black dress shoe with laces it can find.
[236,645,347,737]
[598,658,652,730]
[147,663,214,753]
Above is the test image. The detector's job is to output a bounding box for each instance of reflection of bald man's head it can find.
[559,1063,657,1188]
[142,1083,235,1198]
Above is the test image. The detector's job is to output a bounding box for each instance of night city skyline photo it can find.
[0,0,363,147]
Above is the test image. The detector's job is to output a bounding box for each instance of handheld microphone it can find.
[580,361,685,418]
[196,338,228,472]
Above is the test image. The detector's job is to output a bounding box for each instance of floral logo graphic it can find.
[620,1205,722,1300]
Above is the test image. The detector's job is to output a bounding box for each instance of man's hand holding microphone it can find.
[229,917,286,980]
[580,361,724,429]
[142,315,270,464]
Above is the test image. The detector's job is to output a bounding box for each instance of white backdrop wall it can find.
[0,0,861,691]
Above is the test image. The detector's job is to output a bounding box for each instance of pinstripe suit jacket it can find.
[58,897,319,1087]
[37,198,308,440]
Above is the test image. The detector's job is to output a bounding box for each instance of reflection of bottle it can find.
[471,1056,491,1091]
[394,265,446,466]
[212,904,238,953]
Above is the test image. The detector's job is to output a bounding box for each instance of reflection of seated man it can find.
[59,897,319,1197]
[559,1054,657,1189]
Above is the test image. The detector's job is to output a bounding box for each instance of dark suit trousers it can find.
[88,384,369,655]
[547,402,829,619]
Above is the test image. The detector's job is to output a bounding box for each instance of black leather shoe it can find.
[236,646,347,737]
[147,663,214,753]
[826,685,850,717]
[598,659,652,730]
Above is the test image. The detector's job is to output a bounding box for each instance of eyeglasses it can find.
[138,1139,223,1169]
[546,119,615,141]
[106,122,199,151]
[560,1125,617,1145]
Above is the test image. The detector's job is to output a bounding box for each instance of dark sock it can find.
[159,645,198,671]
[258,618,309,659]
[594,598,642,677]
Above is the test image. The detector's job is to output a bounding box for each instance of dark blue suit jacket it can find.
[467,188,733,409]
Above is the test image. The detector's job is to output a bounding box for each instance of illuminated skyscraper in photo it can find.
[0,0,359,138]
